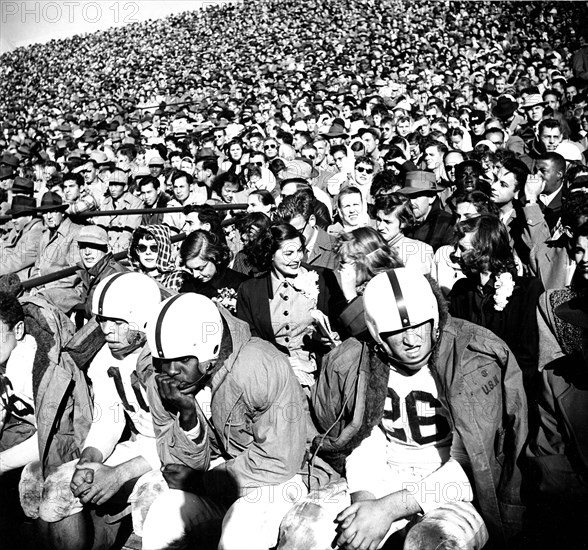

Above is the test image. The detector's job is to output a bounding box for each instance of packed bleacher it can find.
[1,0,588,548]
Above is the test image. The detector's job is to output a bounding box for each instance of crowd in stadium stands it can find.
[1,0,588,548]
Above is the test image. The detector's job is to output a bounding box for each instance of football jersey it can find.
[382,364,452,469]
[84,345,155,460]
[1,334,37,428]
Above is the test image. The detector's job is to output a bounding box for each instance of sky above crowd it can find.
[1,0,234,53]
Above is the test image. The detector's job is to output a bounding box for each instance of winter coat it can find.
[311,315,528,547]
[143,308,308,506]
[75,252,127,318]
[20,296,92,476]
[0,217,43,277]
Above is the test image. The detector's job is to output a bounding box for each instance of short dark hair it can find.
[0,291,24,330]
[212,172,241,198]
[63,172,84,187]
[139,176,161,190]
[183,205,224,242]
[501,158,530,191]
[248,189,275,209]
[171,170,194,186]
[276,191,314,223]
[197,158,219,175]
[538,118,563,136]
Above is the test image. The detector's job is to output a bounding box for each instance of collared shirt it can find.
[539,184,564,207]
[269,270,317,380]
[305,227,319,258]
[32,217,82,280]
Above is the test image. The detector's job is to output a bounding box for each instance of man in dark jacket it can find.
[399,171,455,251]
[73,225,127,321]
[139,176,171,226]
[280,269,527,550]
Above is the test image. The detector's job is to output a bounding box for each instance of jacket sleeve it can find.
[536,291,565,372]
[145,375,210,471]
[520,204,550,252]
[201,348,307,500]
[0,223,43,276]
[235,282,260,338]
[526,368,588,498]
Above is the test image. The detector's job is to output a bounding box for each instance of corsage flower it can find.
[290,270,320,307]
[494,272,515,311]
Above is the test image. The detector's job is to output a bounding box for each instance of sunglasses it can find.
[264,144,277,150]
[137,244,158,253]
[251,161,264,167]
[356,166,374,174]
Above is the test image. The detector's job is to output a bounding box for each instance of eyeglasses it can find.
[137,244,158,253]
[264,143,277,150]
[356,166,374,174]
[304,155,316,161]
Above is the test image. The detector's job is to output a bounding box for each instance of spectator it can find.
[94,169,143,253]
[128,225,188,293]
[142,292,308,549]
[139,176,170,225]
[29,192,82,314]
[374,193,434,275]
[73,225,127,320]
[398,171,455,251]
[0,196,43,277]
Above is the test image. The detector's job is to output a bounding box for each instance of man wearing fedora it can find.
[28,192,82,314]
[398,171,455,251]
[0,196,43,278]
[516,93,548,147]
[10,176,34,198]
[492,95,525,137]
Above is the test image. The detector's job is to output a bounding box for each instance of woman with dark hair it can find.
[236,222,342,387]
[207,172,242,207]
[232,212,272,277]
[434,190,499,297]
[179,230,247,309]
[448,213,543,390]
[220,139,249,175]
[128,224,188,292]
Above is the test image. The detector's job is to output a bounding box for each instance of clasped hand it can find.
[70,461,123,506]
[335,497,396,550]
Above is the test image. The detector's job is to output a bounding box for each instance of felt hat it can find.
[36,192,68,212]
[6,195,36,217]
[397,171,443,195]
